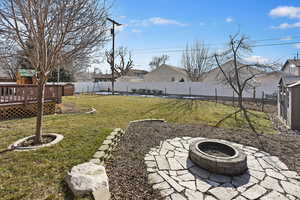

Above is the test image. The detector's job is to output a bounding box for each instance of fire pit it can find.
[189,139,247,176]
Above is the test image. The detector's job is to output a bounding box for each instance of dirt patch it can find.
[105,121,300,200]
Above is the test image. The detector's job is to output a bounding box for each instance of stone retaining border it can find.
[85,107,97,114]
[129,119,166,124]
[90,128,125,165]
[8,133,64,151]
[89,119,165,165]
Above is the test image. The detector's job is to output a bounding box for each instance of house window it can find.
[171,77,175,82]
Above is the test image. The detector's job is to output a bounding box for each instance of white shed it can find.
[278,76,300,130]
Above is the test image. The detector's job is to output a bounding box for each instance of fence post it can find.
[215,88,218,103]
[189,87,191,97]
[253,87,256,103]
[232,91,235,106]
[126,86,128,95]
[261,91,265,112]
[24,85,28,105]
[165,88,167,96]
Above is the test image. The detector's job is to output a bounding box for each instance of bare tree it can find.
[105,46,134,92]
[181,41,212,81]
[115,46,133,76]
[0,41,19,80]
[149,54,169,70]
[0,0,109,144]
[214,33,277,134]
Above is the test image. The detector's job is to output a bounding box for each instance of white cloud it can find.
[294,44,300,49]
[244,56,269,64]
[271,21,300,29]
[269,6,300,19]
[280,36,293,41]
[225,17,234,23]
[129,17,188,27]
[149,17,188,26]
[119,15,127,19]
[132,29,142,33]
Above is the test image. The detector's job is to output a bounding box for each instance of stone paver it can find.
[242,185,267,200]
[156,156,170,170]
[148,172,164,184]
[208,185,238,200]
[185,189,204,200]
[145,137,300,200]
[171,193,186,200]
[260,176,284,193]
[196,179,211,192]
[260,191,289,200]
[266,169,286,180]
[281,181,300,198]
[168,158,184,170]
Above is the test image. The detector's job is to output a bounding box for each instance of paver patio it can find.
[145,137,300,200]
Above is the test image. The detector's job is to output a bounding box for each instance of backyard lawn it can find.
[0,95,276,200]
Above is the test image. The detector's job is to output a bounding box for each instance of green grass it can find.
[0,95,275,200]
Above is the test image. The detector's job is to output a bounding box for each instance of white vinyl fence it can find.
[73,81,278,99]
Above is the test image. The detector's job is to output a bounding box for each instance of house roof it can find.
[94,74,113,79]
[279,74,300,86]
[18,69,36,77]
[157,64,187,75]
[128,69,148,74]
[281,59,300,71]
[202,60,262,82]
[287,81,300,88]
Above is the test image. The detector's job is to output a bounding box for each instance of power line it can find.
[131,41,300,55]
[130,35,300,53]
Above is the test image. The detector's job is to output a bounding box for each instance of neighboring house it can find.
[281,59,300,76]
[201,60,281,86]
[201,60,261,84]
[0,68,14,82]
[126,69,148,78]
[74,71,94,82]
[116,69,148,83]
[94,74,116,82]
[254,71,283,86]
[143,64,190,82]
[116,76,144,83]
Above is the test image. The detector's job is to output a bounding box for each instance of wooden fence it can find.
[0,84,62,105]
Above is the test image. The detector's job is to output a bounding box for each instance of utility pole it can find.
[57,66,60,84]
[107,18,122,95]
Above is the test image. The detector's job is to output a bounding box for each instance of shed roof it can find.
[18,69,36,77]
[281,59,300,71]
[279,75,300,86]
[287,81,300,88]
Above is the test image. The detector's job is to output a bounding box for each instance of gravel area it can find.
[105,121,300,200]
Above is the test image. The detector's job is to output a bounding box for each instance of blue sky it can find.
[97,0,300,72]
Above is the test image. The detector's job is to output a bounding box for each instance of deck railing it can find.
[0,84,62,105]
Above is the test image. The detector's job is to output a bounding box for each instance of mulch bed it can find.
[105,121,300,200]
[18,135,56,147]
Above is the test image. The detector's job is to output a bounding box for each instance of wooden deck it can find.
[0,84,62,120]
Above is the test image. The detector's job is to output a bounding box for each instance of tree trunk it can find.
[34,82,45,145]
[238,94,257,133]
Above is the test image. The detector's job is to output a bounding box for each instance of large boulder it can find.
[65,162,110,200]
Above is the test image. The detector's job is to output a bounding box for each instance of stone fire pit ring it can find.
[189,139,247,176]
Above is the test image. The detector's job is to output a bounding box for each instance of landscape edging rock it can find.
[90,128,125,165]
